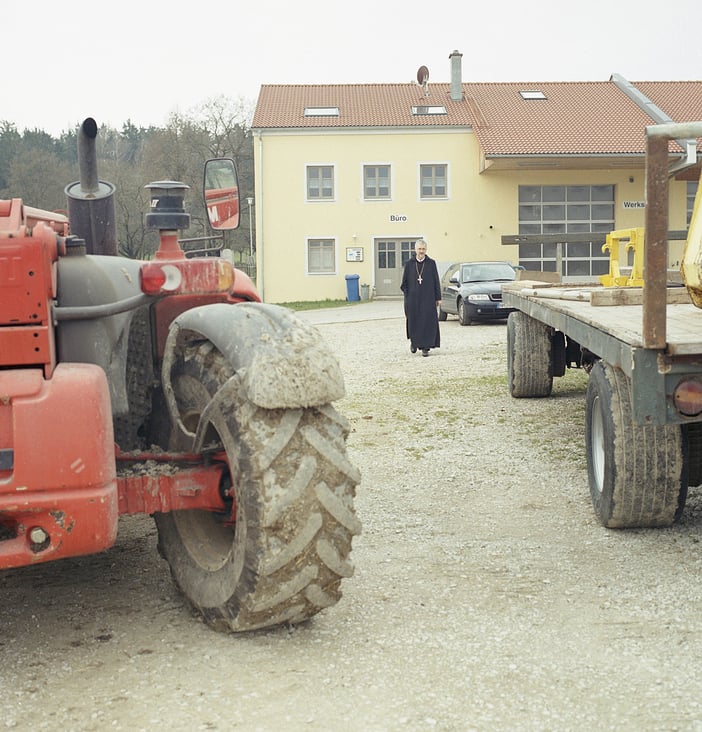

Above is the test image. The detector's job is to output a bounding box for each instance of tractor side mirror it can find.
[204,158,240,230]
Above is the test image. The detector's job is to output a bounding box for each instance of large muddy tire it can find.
[684,422,702,488]
[154,340,361,632]
[507,311,552,398]
[585,360,687,528]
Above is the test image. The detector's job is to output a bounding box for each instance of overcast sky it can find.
[4,0,701,136]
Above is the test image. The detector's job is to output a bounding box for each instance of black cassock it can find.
[400,255,441,351]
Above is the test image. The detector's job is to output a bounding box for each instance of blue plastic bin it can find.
[345,274,360,302]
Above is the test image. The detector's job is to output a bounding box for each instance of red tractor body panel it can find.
[0,363,118,568]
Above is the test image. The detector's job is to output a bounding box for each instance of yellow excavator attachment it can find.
[681,167,702,308]
[599,227,645,287]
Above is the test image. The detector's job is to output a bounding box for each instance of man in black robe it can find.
[400,238,441,356]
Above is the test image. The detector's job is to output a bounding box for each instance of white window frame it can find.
[687,181,698,226]
[306,237,337,275]
[306,164,335,202]
[418,162,449,200]
[363,163,392,201]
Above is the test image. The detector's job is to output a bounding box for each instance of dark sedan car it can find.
[439,261,518,325]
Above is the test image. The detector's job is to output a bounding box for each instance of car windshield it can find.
[461,263,516,283]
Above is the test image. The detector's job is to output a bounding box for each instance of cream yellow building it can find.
[251,52,702,304]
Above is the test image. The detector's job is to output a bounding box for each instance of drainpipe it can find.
[449,50,463,102]
[255,130,265,301]
[611,73,696,175]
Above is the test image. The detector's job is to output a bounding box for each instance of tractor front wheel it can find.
[154,340,361,632]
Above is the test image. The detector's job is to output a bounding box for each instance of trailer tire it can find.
[585,360,687,528]
[154,340,361,632]
[507,311,553,398]
[684,422,702,487]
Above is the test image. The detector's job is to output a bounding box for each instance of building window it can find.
[519,90,547,100]
[307,166,334,200]
[517,184,615,278]
[688,181,698,226]
[377,240,396,269]
[364,165,391,199]
[307,239,336,274]
[304,107,339,117]
[412,105,447,115]
[420,164,447,198]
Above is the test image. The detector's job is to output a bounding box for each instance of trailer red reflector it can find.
[674,378,702,417]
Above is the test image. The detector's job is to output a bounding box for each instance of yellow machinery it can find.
[681,168,702,307]
[599,227,645,287]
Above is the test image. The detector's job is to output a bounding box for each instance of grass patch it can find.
[272,299,362,311]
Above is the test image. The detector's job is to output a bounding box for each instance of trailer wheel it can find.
[154,340,361,632]
[684,422,702,487]
[507,311,552,397]
[585,360,687,528]
[458,299,471,326]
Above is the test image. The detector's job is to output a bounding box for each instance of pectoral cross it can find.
[417,275,423,284]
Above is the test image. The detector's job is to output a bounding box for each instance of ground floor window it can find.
[307,238,335,274]
[688,181,698,225]
[517,184,615,278]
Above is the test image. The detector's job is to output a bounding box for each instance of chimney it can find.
[449,50,463,102]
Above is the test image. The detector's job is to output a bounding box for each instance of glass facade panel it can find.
[516,184,614,278]
[566,241,590,258]
[567,186,589,201]
[543,186,565,202]
[519,187,541,203]
[543,204,565,221]
[519,205,541,221]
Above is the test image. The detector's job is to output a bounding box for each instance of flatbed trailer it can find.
[503,121,702,529]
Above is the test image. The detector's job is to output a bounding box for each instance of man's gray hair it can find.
[415,238,428,249]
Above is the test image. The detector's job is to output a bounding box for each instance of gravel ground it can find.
[2,299,702,731]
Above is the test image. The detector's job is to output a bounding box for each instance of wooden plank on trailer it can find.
[591,287,692,307]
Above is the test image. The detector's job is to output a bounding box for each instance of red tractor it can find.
[0,118,361,632]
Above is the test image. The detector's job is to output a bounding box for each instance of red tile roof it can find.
[252,80,702,158]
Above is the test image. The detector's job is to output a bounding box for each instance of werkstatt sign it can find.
[622,201,645,209]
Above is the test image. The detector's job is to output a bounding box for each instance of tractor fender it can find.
[162,302,345,411]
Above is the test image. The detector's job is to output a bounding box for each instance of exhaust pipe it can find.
[64,118,118,256]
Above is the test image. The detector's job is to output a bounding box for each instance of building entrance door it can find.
[374,239,417,296]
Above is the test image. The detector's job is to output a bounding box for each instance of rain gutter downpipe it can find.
[611,73,697,175]
[255,129,265,301]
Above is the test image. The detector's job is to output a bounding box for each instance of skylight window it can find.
[304,107,340,117]
[519,90,547,100]
[412,105,447,115]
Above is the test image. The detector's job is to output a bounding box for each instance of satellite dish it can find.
[417,65,429,85]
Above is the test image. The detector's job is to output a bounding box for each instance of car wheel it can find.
[458,299,471,326]
[438,307,447,322]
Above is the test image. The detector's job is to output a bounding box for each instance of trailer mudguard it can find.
[0,363,118,569]
[162,302,345,411]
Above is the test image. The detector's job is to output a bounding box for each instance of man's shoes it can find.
[422,349,429,357]
[411,346,417,353]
